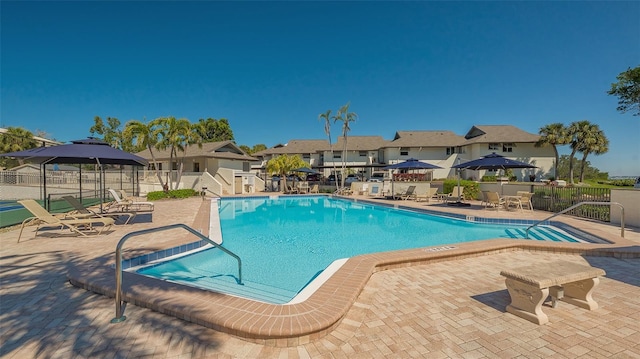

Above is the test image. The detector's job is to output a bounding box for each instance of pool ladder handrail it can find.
[111,223,242,323]
[525,201,625,239]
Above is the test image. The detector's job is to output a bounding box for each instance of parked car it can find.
[345,174,360,184]
[306,173,323,182]
[287,175,302,182]
[368,172,386,182]
[635,176,640,189]
[327,174,342,183]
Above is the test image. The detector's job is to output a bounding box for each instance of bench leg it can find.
[504,278,549,325]
[560,278,600,310]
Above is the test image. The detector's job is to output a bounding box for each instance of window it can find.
[400,147,409,156]
[193,162,200,172]
[302,153,310,160]
[489,143,500,151]
[502,143,514,152]
[332,152,341,159]
[359,151,367,157]
[446,147,455,155]
[149,163,162,170]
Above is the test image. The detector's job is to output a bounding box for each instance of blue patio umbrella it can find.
[383,158,442,198]
[450,153,537,206]
[452,153,537,171]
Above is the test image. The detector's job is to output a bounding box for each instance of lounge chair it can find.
[415,187,439,202]
[17,199,115,242]
[62,196,135,225]
[444,186,465,203]
[106,189,154,212]
[485,192,506,211]
[309,184,319,193]
[368,185,383,197]
[396,185,416,200]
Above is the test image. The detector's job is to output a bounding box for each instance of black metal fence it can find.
[531,186,611,222]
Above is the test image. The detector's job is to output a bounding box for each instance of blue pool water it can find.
[136,196,580,304]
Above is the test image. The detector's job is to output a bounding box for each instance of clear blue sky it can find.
[2,1,639,176]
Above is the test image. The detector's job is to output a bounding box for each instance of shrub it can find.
[481,175,497,182]
[443,179,480,200]
[146,189,199,201]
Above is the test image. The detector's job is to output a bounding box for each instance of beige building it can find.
[253,124,554,182]
[136,141,259,196]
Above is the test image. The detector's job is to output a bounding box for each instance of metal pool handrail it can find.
[525,201,625,239]
[111,223,242,323]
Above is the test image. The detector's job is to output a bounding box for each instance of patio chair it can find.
[62,196,135,225]
[368,185,383,197]
[516,191,534,211]
[485,192,506,211]
[444,186,465,203]
[396,185,417,200]
[17,199,115,243]
[415,187,438,202]
[106,189,154,212]
[309,184,319,193]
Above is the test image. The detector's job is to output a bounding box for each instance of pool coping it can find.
[68,196,640,347]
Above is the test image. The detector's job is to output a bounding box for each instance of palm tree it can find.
[333,102,358,189]
[153,117,192,190]
[0,127,37,168]
[123,119,166,190]
[319,110,339,192]
[567,120,596,184]
[577,127,609,183]
[265,154,308,192]
[535,123,569,180]
[174,122,203,188]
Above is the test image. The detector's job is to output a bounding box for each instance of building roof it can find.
[254,140,330,156]
[463,125,540,144]
[387,131,466,147]
[135,141,257,161]
[333,136,389,150]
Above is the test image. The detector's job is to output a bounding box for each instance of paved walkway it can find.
[1,196,640,358]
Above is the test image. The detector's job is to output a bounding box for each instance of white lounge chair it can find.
[107,189,154,212]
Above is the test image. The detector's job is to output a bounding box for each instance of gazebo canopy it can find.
[1,138,148,166]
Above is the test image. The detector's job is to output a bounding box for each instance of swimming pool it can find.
[136,196,581,304]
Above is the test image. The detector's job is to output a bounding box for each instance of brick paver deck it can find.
[1,195,639,358]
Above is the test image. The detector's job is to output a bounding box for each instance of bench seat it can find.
[500,261,606,325]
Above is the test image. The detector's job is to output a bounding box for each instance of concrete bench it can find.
[500,261,606,325]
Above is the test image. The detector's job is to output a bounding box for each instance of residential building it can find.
[135,141,259,196]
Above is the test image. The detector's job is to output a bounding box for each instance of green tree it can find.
[567,120,597,184]
[239,144,267,155]
[153,117,192,190]
[0,127,37,168]
[123,119,166,190]
[608,65,640,116]
[576,126,609,183]
[535,123,570,179]
[319,109,339,192]
[89,116,130,150]
[556,155,607,181]
[195,118,234,142]
[265,154,308,192]
[333,102,358,189]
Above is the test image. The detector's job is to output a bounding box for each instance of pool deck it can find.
[1,194,640,358]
